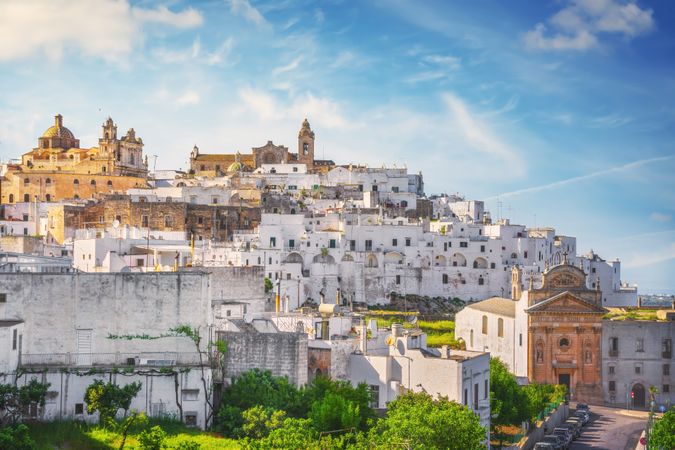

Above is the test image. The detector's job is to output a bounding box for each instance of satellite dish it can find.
[385,335,395,346]
[112,220,120,229]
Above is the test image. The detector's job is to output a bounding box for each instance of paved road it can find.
[568,404,647,450]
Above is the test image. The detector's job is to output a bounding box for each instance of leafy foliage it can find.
[0,424,36,450]
[84,380,142,425]
[303,376,375,431]
[309,392,361,433]
[241,405,286,439]
[241,417,318,450]
[368,391,486,450]
[138,425,167,450]
[650,407,675,450]
[490,358,529,428]
[264,277,273,293]
[0,379,50,426]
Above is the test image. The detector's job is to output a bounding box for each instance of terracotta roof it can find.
[465,297,516,318]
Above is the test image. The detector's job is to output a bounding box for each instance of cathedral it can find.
[1,115,149,203]
[188,119,334,176]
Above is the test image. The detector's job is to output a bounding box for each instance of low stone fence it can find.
[504,403,569,450]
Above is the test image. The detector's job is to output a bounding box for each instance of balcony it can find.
[21,352,203,368]
[609,349,619,357]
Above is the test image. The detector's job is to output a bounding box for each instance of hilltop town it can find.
[0,115,672,448]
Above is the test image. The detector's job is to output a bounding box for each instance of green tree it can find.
[369,391,486,450]
[242,417,319,450]
[490,358,529,447]
[650,407,675,450]
[241,405,286,439]
[84,380,142,425]
[0,379,50,426]
[303,376,375,430]
[0,424,35,450]
[264,277,273,293]
[309,392,361,433]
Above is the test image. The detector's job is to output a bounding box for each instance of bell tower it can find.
[297,118,315,167]
[99,117,118,158]
[511,265,522,300]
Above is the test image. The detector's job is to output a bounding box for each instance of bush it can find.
[309,392,361,432]
[0,424,35,450]
[241,405,286,439]
[651,407,675,450]
[84,380,142,425]
[138,425,167,450]
[175,441,201,450]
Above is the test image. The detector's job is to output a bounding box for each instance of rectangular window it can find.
[609,366,615,375]
[473,383,479,409]
[463,388,468,406]
[369,385,380,408]
[185,414,197,426]
[664,339,672,358]
[365,240,372,251]
[664,364,670,376]
[609,337,619,354]
[142,215,149,227]
[395,275,401,285]
[524,251,528,259]
[75,403,84,415]
[136,258,144,267]
[286,273,291,280]
[405,238,411,247]
[270,237,276,247]
[609,381,616,391]
[372,184,378,192]
[12,329,17,350]
[329,239,336,249]
[289,239,295,248]
[392,186,399,193]
[392,238,398,246]
[519,333,522,347]
[212,196,219,204]
[460,242,468,248]
[443,242,447,251]
[480,245,485,253]
[442,274,448,284]
[664,385,670,393]
[0,293,6,303]
[349,240,356,251]
[635,365,641,375]
[484,379,488,399]
[636,338,644,352]
[22,214,28,221]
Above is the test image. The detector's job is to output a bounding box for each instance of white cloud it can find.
[206,38,235,66]
[589,113,632,128]
[487,155,672,200]
[0,0,203,63]
[176,91,201,106]
[421,54,461,70]
[650,212,672,223]
[523,0,654,51]
[226,0,266,26]
[272,56,303,76]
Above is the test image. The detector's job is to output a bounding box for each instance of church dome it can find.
[42,114,75,139]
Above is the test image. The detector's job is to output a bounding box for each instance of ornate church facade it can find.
[526,260,606,404]
[1,115,148,203]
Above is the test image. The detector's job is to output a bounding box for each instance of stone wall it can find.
[218,330,308,386]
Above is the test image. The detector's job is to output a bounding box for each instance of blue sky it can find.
[0,0,673,293]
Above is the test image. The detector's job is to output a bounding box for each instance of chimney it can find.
[55,114,63,127]
[637,296,642,309]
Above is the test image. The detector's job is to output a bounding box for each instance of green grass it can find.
[366,315,457,348]
[604,308,661,321]
[28,419,240,450]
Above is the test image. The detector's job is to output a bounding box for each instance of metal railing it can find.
[21,352,203,367]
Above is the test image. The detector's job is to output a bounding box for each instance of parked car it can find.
[534,443,555,450]
[563,419,582,438]
[573,410,590,425]
[541,434,564,450]
[553,427,573,446]
[577,402,590,411]
[550,433,569,450]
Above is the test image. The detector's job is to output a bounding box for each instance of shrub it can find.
[0,424,35,450]
[138,425,167,450]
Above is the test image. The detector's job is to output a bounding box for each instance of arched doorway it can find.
[632,383,646,408]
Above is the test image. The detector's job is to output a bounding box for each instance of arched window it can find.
[482,315,488,335]
[478,276,484,286]
[45,178,51,185]
[130,154,135,165]
[498,318,504,337]
[23,178,30,186]
[73,179,79,185]
[90,180,96,186]
[102,166,106,173]
[401,200,408,208]
[24,194,30,202]
[559,338,570,348]
[8,194,14,203]
[107,180,113,187]
[74,194,79,199]
[45,194,51,202]
[303,142,309,154]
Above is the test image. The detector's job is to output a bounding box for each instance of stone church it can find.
[189,119,334,176]
[455,257,606,404]
[1,115,149,203]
